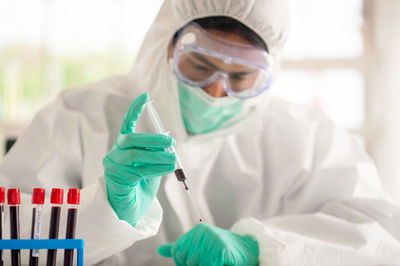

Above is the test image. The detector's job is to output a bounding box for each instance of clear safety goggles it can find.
[172,23,273,99]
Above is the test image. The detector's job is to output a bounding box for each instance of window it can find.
[273,0,365,131]
[0,0,164,123]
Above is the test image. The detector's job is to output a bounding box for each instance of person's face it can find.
[169,29,252,98]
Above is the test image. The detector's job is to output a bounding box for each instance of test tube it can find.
[145,101,202,222]
[46,188,63,266]
[63,188,80,266]
[0,187,5,266]
[8,188,21,266]
[29,188,45,266]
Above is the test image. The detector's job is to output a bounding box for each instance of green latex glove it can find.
[158,223,259,266]
[103,92,177,226]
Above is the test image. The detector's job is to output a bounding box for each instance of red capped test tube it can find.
[8,188,21,266]
[63,188,80,266]
[29,188,45,266]
[46,188,63,266]
[0,187,5,266]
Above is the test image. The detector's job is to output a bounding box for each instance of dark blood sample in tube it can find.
[29,188,45,266]
[0,187,5,266]
[8,188,21,266]
[46,188,63,266]
[63,188,80,266]
[174,168,189,190]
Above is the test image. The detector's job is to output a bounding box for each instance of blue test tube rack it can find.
[0,239,84,266]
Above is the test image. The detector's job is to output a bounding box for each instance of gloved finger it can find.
[173,256,184,266]
[186,250,201,266]
[135,164,176,178]
[139,176,162,197]
[117,164,175,183]
[158,243,174,257]
[174,245,189,266]
[117,132,175,150]
[120,92,149,134]
[105,174,161,202]
[104,161,174,183]
[222,250,238,266]
[107,148,177,165]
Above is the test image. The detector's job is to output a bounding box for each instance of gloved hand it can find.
[158,223,259,266]
[103,92,177,226]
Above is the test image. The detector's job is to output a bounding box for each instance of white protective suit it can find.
[1,0,400,265]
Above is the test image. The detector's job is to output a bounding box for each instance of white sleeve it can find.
[232,123,400,266]
[0,89,162,265]
[232,200,400,266]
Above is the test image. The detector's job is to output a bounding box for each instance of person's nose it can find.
[202,79,227,98]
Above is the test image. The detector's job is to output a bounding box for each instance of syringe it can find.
[145,101,203,222]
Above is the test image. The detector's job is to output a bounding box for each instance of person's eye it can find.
[230,74,245,81]
[192,62,210,72]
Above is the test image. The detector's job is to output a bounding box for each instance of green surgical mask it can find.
[178,80,243,135]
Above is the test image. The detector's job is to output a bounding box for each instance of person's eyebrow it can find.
[191,52,257,75]
[191,53,218,69]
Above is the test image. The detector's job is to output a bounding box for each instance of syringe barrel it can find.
[145,102,185,171]
[166,145,184,171]
[146,101,166,134]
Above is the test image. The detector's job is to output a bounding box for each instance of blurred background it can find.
[0,0,399,202]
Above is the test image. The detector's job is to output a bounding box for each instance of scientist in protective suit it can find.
[1,0,400,265]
